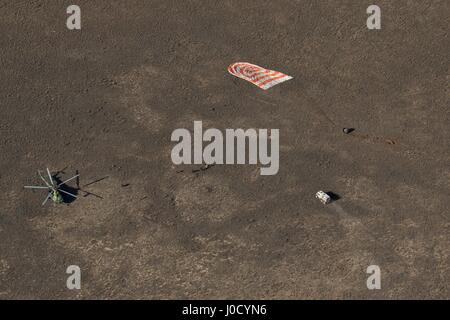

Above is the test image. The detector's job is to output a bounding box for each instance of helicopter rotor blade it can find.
[59,189,78,198]
[38,171,52,188]
[47,168,55,186]
[24,186,50,189]
[41,193,51,206]
[81,190,103,199]
[76,170,80,189]
[57,174,80,187]
[82,176,108,188]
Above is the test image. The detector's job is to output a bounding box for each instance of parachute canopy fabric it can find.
[228,62,293,90]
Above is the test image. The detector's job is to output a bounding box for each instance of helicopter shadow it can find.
[53,170,108,204]
[52,175,79,204]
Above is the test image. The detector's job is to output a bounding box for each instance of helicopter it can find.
[24,168,79,206]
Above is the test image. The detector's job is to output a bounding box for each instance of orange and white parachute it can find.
[228,62,293,90]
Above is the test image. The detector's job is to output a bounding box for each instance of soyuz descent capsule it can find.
[316,191,331,204]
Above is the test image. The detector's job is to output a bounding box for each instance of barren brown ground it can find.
[0,0,449,299]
